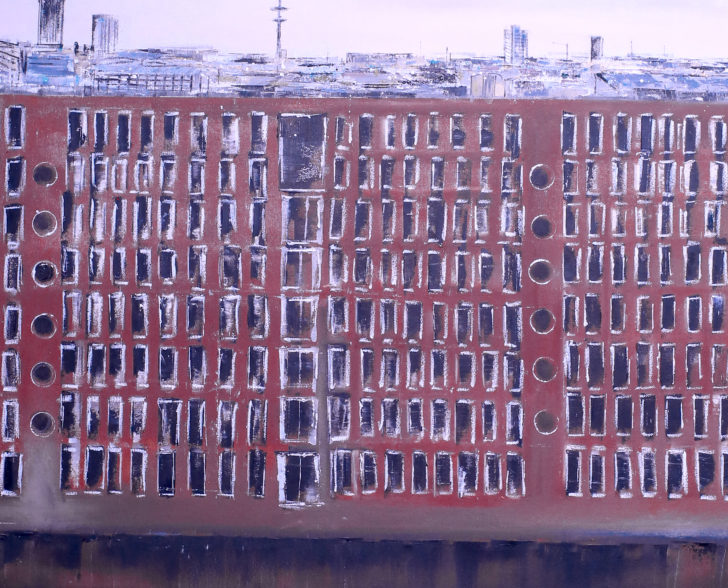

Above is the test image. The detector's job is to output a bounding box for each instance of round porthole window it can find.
[534,410,558,435]
[31,314,56,338]
[32,163,58,187]
[30,412,55,437]
[531,215,553,238]
[529,164,554,190]
[528,260,553,284]
[530,309,555,334]
[533,357,557,382]
[32,211,58,237]
[31,362,55,387]
[33,261,56,286]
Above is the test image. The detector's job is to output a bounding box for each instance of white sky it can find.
[1,0,727,60]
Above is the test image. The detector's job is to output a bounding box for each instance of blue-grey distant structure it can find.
[92,14,119,56]
[2,5,728,101]
[37,0,65,47]
[504,25,528,65]
[591,36,604,62]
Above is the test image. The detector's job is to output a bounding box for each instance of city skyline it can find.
[1,0,728,60]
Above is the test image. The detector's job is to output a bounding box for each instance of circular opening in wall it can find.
[31,314,56,338]
[32,163,57,187]
[32,211,58,237]
[32,261,56,286]
[533,357,557,382]
[30,412,55,437]
[529,164,554,190]
[530,308,555,334]
[529,260,553,284]
[31,362,55,387]
[531,215,554,238]
[534,410,558,435]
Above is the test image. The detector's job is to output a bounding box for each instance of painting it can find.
[2,0,728,584]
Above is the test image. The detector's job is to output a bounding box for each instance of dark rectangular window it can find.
[359,115,373,149]
[328,394,350,440]
[163,113,178,148]
[360,399,373,436]
[361,451,377,492]
[667,452,684,497]
[562,112,576,154]
[590,453,604,496]
[6,157,23,194]
[661,295,675,330]
[640,114,654,154]
[615,451,631,493]
[480,114,493,149]
[659,345,675,387]
[451,114,466,148]
[283,398,316,442]
[68,110,87,151]
[713,295,725,332]
[158,399,181,445]
[585,294,601,334]
[74,435,98,479]
[428,114,439,147]
[504,115,520,158]
[251,113,266,153]
[435,453,452,494]
[612,344,628,389]
[7,106,24,148]
[685,116,699,154]
[117,113,130,153]
[248,449,266,497]
[219,450,235,496]
[455,401,472,444]
[385,451,404,493]
[188,399,205,446]
[158,451,175,496]
[248,399,266,445]
[505,454,524,497]
[567,394,584,435]
[189,450,205,496]
[563,245,578,282]
[283,453,318,503]
[458,452,477,496]
[140,113,153,152]
[331,449,353,495]
[566,449,580,495]
[616,396,632,435]
[665,396,683,436]
[219,401,236,449]
[641,394,656,437]
[615,114,630,152]
[412,452,427,494]
[698,451,714,495]
[131,449,146,495]
[642,451,656,494]
[588,113,603,153]
[587,343,604,388]
[589,395,605,435]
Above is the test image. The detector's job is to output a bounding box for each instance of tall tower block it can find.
[92,14,119,56]
[37,0,65,47]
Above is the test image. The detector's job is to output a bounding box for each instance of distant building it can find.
[92,14,119,56]
[504,25,528,64]
[37,0,65,47]
[591,36,604,61]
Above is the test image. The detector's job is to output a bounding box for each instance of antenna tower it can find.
[272,0,288,65]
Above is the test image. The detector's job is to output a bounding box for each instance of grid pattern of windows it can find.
[6,97,728,520]
[559,109,727,500]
